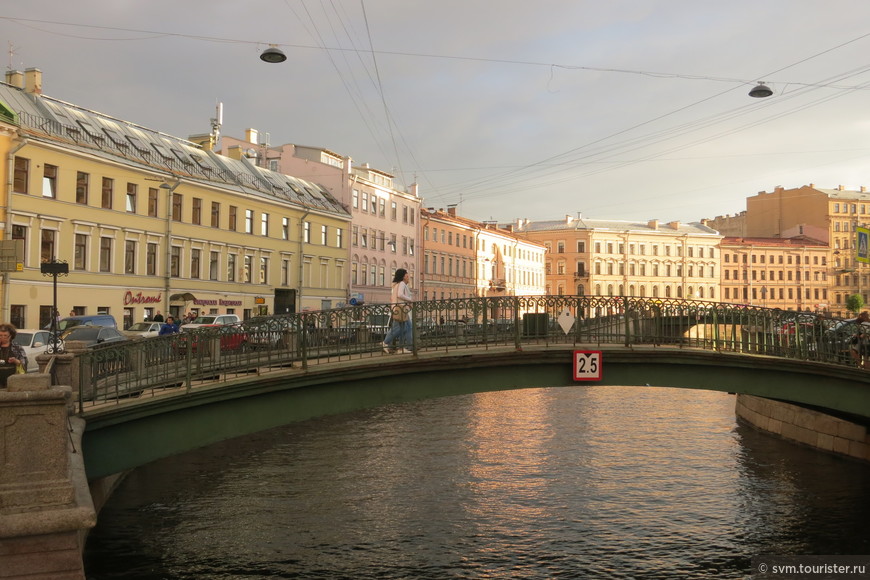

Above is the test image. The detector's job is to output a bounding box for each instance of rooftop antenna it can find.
[7,41,20,71]
[209,101,223,150]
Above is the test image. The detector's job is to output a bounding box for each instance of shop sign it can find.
[193,298,243,307]
[124,291,162,305]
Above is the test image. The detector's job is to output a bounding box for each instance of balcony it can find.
[573,271,588,279]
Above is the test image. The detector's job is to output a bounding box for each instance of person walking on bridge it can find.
[383,268,414,354]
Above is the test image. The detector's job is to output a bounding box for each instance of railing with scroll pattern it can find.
[75,296,859,412]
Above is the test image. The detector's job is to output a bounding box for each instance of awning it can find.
[170,292,196,303]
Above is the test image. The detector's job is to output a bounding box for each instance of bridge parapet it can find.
[0,373,96,580]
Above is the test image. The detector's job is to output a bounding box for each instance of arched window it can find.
[698,287,705,298]
[618,284,624,295]
[577,284,585,296]
[595,284,601,295]
[676,286,683,298]
[629,284,635,296]
[607,284,614,296]
[652,286,659,298]
[640,286,646,297]
[665,286,671,298]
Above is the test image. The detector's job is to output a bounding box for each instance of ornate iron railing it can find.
[75,296,862,412]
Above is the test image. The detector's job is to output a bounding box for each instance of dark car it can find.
[60,325,129,348]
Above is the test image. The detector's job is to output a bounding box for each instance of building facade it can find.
[419,207,479,301]
[218,131,422,305]
[742,184,869,316]
[512,215,722,300]
[1,69,350,330]
[719,237,830,311]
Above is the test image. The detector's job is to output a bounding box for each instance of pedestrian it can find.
[0,323,28,384]
[849,311,870,368]
[382,268,414,354]
[153,310,164,322]
[159,316,179,335]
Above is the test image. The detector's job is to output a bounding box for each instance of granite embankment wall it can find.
[736,394,870,462]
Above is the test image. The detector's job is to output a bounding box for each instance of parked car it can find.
[242,316,299,349]
[174,324,248,354]
[48,314,117,331]
[12,329,55,372]
[122,321,164,339]
[181,314,241,330]
[60,326,129,348]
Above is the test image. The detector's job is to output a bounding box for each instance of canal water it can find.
[83,386,870,579]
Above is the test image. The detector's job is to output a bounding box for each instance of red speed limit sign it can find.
[573,350,602,381]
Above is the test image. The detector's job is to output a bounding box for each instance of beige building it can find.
[511,215,722,300]
[420,207,479,301]
[720,237,830,311]
[742,184,869,316]
[0,69,350,329]
[218,131,422,305]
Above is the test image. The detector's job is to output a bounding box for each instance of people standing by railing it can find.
[159,316,180,336]
[383,268,414,354]
[0,323,27,386]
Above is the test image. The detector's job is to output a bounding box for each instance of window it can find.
[172,193,182,221]
[229,206,237,231]
[391,201,397,220]
[102,178,113,209]
[146,243,157,276]
[362,192,369,212]
[124,240,136,274]
[577,241,586,253]
[40,229,56,262]
[74,234,87,270]
[336,228,343,248]
[304,222,311,243]
[13,157,28,193]
[42,164,57,198]
[126,183,137,213]
[259,257,268,284]
[557,242,565,253]
[211,202,220,227]
[190,249,200,279]
[170,246,181,277]
[282,217,290,240]
[352,189,359,209]
[148,188,159,217]
[192,198,202,225]
[99,237,112,272]
[209,251,219,280]
[321,225,327,245]
[282,259,290,286]
[244,255,252,283]
[227,253,236,282]
[245,209,253,234]
[76,172,89,204]
[379,198,386,217]
[403,205,408,223]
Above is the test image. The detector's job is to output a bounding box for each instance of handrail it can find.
[74,296,861,413]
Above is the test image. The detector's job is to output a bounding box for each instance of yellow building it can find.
[0,69,350,329]
[720,237,830,311]
[511,215,722,300]
[744,184,869,316]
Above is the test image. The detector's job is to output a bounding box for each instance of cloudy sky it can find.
[4,1,870,225]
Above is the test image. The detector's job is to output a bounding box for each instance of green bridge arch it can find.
[81,345,870,479]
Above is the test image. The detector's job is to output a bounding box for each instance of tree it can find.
[846,293,865,315]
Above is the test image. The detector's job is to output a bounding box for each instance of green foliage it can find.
[846,293,865,314]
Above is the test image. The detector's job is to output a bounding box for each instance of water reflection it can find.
[84,387,870,579]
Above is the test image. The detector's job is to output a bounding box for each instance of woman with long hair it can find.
[0,323,27,385]
[383,268,414,354]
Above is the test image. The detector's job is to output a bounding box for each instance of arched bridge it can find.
[75,296,870,479]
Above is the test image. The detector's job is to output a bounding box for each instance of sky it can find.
[4,1,870,225]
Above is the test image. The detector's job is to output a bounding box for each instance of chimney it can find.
[839,184,845,191]
[447,204,457,217]
[409,182,419,197]
[227,145,245,160]
[24,68,42,95]
[668,220,680,230]
[5,70,23,89]
[565,214,573,224]
[245,128,259,145]
[647,219,659,230]
[700,218,709,226]
[188,133,214,151]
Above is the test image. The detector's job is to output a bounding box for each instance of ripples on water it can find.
[84,387,870,579]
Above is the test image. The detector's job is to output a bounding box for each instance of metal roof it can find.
[0,81,349,218]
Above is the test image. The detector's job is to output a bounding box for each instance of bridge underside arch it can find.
[82,347,870,479]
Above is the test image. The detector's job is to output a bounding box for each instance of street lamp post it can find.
[40,259,68,353]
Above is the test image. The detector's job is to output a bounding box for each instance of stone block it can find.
[5,373,50,392]
[833,436,852,455]
[816,432,835,452]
